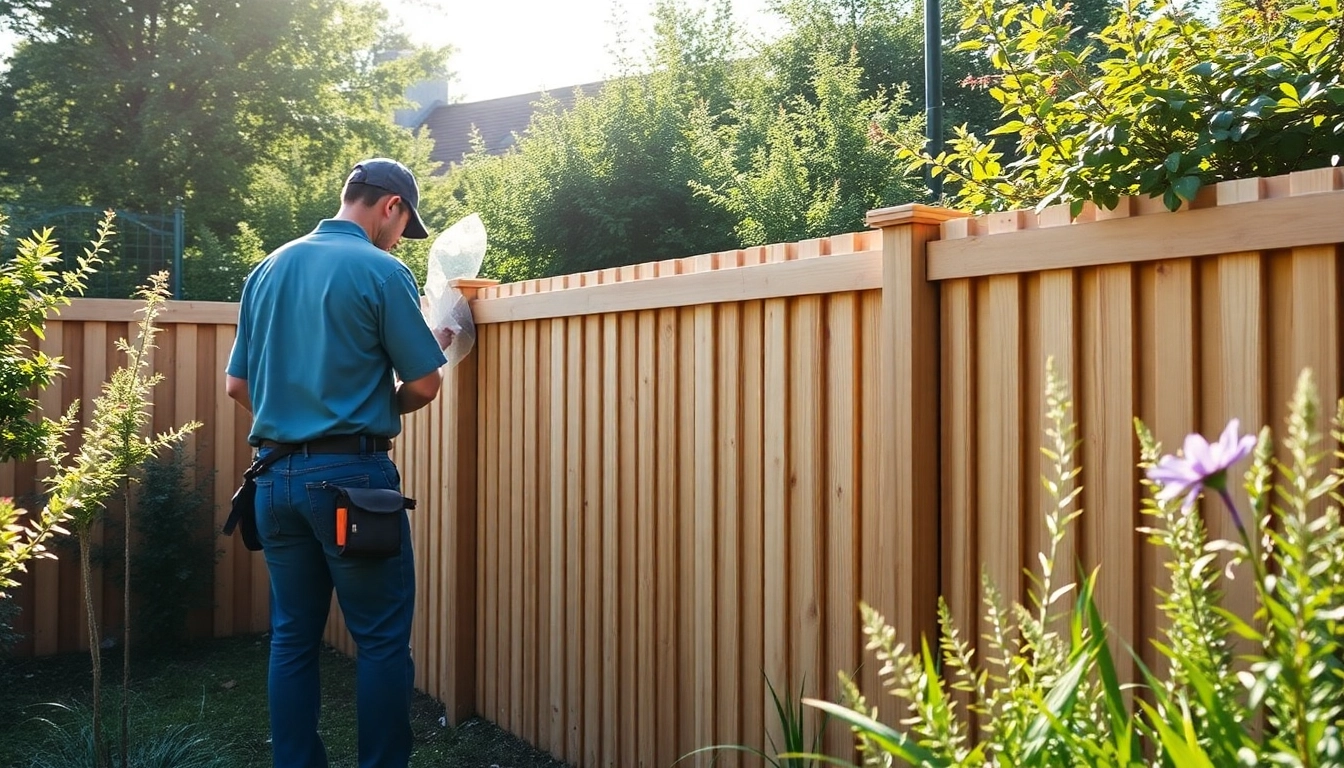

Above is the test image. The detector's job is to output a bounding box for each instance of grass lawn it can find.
[0,633,570,767]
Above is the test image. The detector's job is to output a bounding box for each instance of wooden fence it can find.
[407,169,1342,768]
[3,300,259,656]
[8,169,1344,768]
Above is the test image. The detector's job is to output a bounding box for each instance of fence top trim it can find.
[48,298,239,325]
[474,230,882,303]
[470,246,884,324]
[928,170,1344,280]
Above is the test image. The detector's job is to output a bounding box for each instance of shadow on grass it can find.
[0,633,570,768]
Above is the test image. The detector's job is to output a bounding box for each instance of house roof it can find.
[422,81,604,173]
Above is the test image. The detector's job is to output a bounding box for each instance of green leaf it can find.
[1137,699,1217,768]
[989,120,1028,136]
[1285,4,1324,21]
[1172,176,1201,204]
[1188,61,1216,78]
[802,699,945,766]
[1021,651,1090,760]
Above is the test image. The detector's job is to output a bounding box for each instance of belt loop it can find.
[359,435,369,454]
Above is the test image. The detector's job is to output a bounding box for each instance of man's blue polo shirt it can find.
[226,219,447,446]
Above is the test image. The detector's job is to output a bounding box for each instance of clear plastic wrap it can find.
[423,213,487,369]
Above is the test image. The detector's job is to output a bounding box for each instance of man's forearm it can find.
[396,379,437,413]
[225,374,253,412]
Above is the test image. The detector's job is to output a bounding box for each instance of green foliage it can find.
[903,0,1344,213]
[446,0,934,280]
[47,273,199,541]
[809,366,1344,767]
[179,224,265,303]
[43,272,200,768]
[0,214,110,597]
[128,447,217,649]
[0,0,448,242]
[759,0,999,149]
[24,701,233,768]
[448,2,743,280]
[690,48,925,245]
[678,673,831,767]
[0,213,106,463]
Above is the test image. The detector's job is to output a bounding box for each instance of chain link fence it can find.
[1,205,184,299]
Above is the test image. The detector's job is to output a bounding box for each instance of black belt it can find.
[259,435,392,454]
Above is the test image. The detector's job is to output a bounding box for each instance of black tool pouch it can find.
[329,485,416,559]
[222,446,298,551]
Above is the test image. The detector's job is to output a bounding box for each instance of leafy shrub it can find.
[0,214,105,463]
[809,365,1344,766]
[903,0,1344,214]
[179,225,265,303]
[128,447,218,649]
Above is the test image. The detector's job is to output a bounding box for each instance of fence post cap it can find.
[450,278,501,290]
[866,203,968,229]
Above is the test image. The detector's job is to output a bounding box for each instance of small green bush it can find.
[129,447,218,649]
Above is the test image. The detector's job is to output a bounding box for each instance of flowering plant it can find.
[803,365,1344,767]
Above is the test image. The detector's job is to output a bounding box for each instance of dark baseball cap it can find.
[345,158,430,239]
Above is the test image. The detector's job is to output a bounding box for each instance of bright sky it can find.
[385,0,785,102]
[0,1,785,104]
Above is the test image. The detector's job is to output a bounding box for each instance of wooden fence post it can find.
[442,278,497,724]
[864,204,965,655]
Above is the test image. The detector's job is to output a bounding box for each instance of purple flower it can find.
[1146,419,1257,515]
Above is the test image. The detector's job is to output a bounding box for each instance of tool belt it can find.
[259,435,392,453]
[223,435,393,551]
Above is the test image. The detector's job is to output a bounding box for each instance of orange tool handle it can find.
[336,506,348,546]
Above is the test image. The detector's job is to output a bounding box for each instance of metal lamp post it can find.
[925,0,944,200]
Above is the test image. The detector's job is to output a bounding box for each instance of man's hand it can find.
[432,326,456,350]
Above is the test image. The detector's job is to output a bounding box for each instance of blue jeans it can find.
[255,448,415,768]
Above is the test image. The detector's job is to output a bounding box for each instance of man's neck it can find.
[333,205,377,242]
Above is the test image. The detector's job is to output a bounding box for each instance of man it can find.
[225,158,447,768]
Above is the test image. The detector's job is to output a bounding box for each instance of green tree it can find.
[0,0,448,237]
[760,0,979,150]
[47,273,198,767]
[690,49,926,244]
[903,0,1344,213]
[760,0,1117,166]
[447,0,743,279]
[179,224,265,302]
